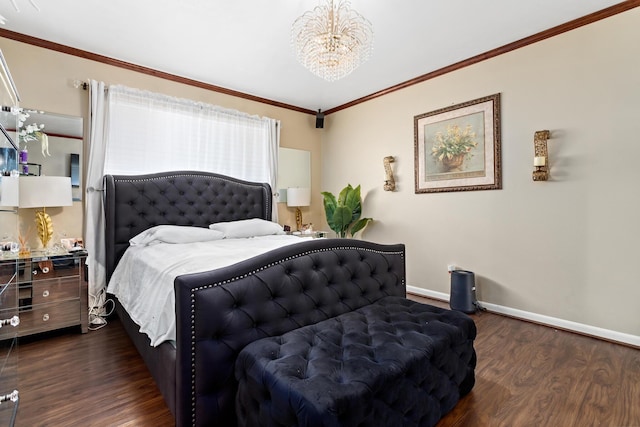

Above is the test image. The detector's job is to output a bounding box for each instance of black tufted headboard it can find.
[104,171,272,282]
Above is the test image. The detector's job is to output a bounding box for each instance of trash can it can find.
[450,270,477,314]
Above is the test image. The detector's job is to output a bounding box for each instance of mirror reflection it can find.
[0,108,83,201]
[0,48,19,255]
[277,147,311,204]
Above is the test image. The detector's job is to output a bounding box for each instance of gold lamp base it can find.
[295,207,303,231]
[35,207,54,248]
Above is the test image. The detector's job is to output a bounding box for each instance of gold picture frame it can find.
[414,93,501,193]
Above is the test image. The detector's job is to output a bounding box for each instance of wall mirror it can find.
[276,147,311,203]
[0,49,19,247]
[0,108,83,201]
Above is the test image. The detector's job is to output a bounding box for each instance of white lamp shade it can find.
[287,187,311,207]
[0,176,19,207]
[19,176,73,208]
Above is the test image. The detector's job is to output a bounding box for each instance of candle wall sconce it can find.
[532,130,550,181]
[383,156,396,191]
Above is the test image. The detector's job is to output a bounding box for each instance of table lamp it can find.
[19,176,72,248]
[286,187,310,231]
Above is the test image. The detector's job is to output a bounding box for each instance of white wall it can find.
[322,9,640,342]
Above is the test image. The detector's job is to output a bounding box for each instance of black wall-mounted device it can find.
[315,109,324,129]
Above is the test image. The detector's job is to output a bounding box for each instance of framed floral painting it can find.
[414,93,501,193]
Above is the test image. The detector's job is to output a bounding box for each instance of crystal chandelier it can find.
[291,0,374,82]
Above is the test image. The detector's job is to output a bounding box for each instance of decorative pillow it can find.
[130,225,225,246]
[209,218,285,239]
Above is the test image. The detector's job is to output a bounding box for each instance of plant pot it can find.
[442,153,465,171]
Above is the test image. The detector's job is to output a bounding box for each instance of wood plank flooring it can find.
[14,296,640,426]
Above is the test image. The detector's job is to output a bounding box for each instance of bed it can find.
[103,170,410,427]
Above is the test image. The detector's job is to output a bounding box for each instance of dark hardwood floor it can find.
[15,296,640,426]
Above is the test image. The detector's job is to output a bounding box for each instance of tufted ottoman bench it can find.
[235,296,476,427]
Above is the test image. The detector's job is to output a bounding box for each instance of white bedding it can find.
[107,234,311,346]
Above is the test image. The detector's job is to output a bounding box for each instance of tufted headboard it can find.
[103,171,272,282]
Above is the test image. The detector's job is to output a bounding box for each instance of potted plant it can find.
[321,184,373,238]
[431,124,477,171]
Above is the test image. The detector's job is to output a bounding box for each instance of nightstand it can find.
[16,251,88,337]
[0,258,19,426]
[288,231,329,238]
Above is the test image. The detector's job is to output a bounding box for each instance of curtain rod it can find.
[73,79,88,90]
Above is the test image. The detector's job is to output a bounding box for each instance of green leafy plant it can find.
[321,184,373,238]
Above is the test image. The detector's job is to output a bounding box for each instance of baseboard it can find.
[406,285,640,348]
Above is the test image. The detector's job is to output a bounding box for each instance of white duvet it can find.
[107,234,311,346]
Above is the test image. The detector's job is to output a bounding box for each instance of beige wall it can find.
[0,38,323,246]
[322,9,640,339]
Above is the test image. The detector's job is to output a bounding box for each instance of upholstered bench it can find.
[235,296,476,427]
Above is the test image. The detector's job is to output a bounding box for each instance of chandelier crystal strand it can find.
[291,0,373,82]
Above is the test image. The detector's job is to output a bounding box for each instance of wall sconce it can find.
[383,156,396,191]
[532,130,550,181]
[286,187,310,231]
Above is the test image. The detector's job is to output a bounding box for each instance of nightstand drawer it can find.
[32,277,79,305]
[0,336,18,426]
[0,337,17,383]
[30,263,80,282]
[0,315,19,341]
[19,301,81,335]
[0,281,18,341]
[0,283,17,312]
[0,262,17,286]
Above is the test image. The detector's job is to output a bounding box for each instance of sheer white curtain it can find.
[84,80,109,328]
[105,85,279,194]
[84,84,280,327]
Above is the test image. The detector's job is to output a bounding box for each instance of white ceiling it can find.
[0,0,625,112]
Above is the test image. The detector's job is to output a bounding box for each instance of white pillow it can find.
[209,218,284,239]
[130,225,225,246]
